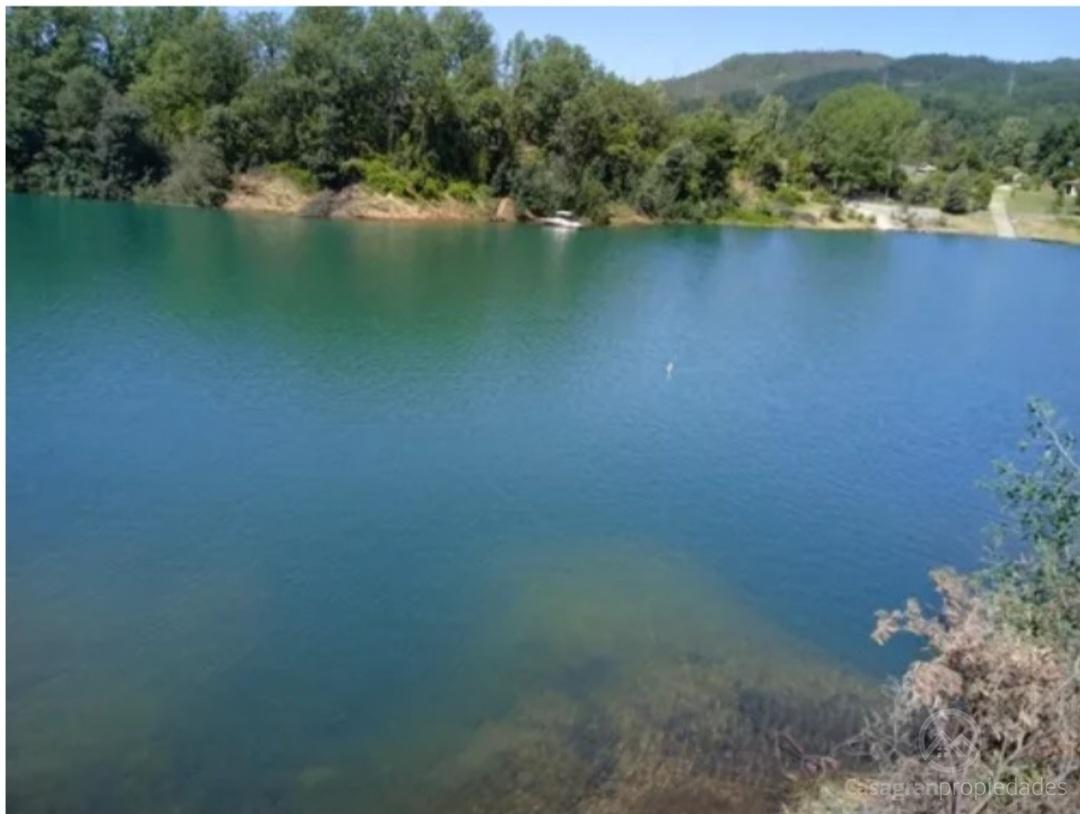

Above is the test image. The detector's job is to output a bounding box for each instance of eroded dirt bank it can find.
[224,171,501,223]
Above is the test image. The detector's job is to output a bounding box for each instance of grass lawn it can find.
[1007,188,1060,216]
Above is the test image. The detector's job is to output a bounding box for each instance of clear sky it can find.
[477,7,1080,82]
[234,6,1080,83]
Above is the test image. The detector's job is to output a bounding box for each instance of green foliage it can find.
[901,171,944,206]
[985,398,1080,645]
[130,9,249,144]
[143,138,230,207]
[678,109,737,202]
[940,168,972,214]
[663,51,1080,129]
[350,156,419,198]
[445,180,476,202]
[510,151,574,215]
[267,162,317,194]
[8,8,1075,222]
[637,139,709,221]
[804,84,918,195]
[772,185,805,207]
[662,50,891,110]
[6,9,166,195]
[1037,118,1080,186]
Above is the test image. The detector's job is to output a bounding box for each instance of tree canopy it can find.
[7,8,1080,221]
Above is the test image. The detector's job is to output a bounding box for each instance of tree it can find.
[147,138,230,206]
[940,168,971,213]
[130,9,248,145]
[680,109,737,201]
[637,139,707,220]
[993,116,1031,170]
[803,84,918,196]
[1037,118,1080,187]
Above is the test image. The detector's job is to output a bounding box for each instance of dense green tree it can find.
[1037,118,1080,186]
[8,7,1077,221]
[510,37,595,146]
[940,168,972,213]
[147,137,230,206]
[803,84,918,195]
[679,109,737,201]
[637,139,708,220]
[993,116,1032,170]
[130,9,248,143]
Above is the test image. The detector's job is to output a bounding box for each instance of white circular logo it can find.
[919,709,980,773]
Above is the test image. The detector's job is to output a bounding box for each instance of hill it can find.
[660,50,890,108]
[661,51,1080,122]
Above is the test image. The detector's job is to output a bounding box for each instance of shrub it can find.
[773,185,805,207]
[510,154,574,216]
[575,169,611,225]
[143,138,231,207]
[446,180,482,203]
[940,169,972,214]
[268,162,318,194]
[793,399,1080,814]
[902,172,944,206]
[418,175,445,200]
[970,172,995,211]
[635,139,718,221]
[354,156,417,198]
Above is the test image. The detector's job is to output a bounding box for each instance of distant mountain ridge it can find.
[659,51,1080,119]
[660,50,891,104]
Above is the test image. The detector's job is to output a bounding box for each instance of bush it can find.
[901,172,944,206]
[349,156,417,198]
[575,169,611,225]
[773,184,805,207]
[793,399,1080,814]
[417,175,445,200]
[143,138,231,207]
[446,180,483,203]
[341,155,455,201]
[635,139,715,221]
[970,172,995,211]
[510,154,574,216]
[268,162,318,194]
[940,169,972,214]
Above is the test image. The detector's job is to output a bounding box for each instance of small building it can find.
[1063,179,1080,199]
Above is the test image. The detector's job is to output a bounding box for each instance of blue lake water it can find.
[7,194,1080,813]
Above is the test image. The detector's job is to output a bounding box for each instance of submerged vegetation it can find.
[7,8,1080,228]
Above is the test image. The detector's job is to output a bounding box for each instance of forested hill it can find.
[660,51,890,108]
[663,51,1080,121]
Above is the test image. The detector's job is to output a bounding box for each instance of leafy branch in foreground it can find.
[791,398,1080,814]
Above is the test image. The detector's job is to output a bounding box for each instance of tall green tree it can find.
[803,84,918,195]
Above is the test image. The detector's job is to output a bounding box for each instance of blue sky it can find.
[236,7,1080,82]
[479,7,1080,81]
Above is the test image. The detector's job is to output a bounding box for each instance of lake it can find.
[7,194,1080,813]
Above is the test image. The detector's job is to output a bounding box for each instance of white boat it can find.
[538,210,583,229]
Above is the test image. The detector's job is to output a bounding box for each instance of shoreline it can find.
[11,177,1079,246]
[220,172,1080,246]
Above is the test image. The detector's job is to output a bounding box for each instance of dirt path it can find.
[989,185,1016,239]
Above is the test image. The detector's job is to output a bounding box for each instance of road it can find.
[989,185,1016,239]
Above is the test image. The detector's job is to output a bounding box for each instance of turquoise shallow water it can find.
[7,195,1080,813]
